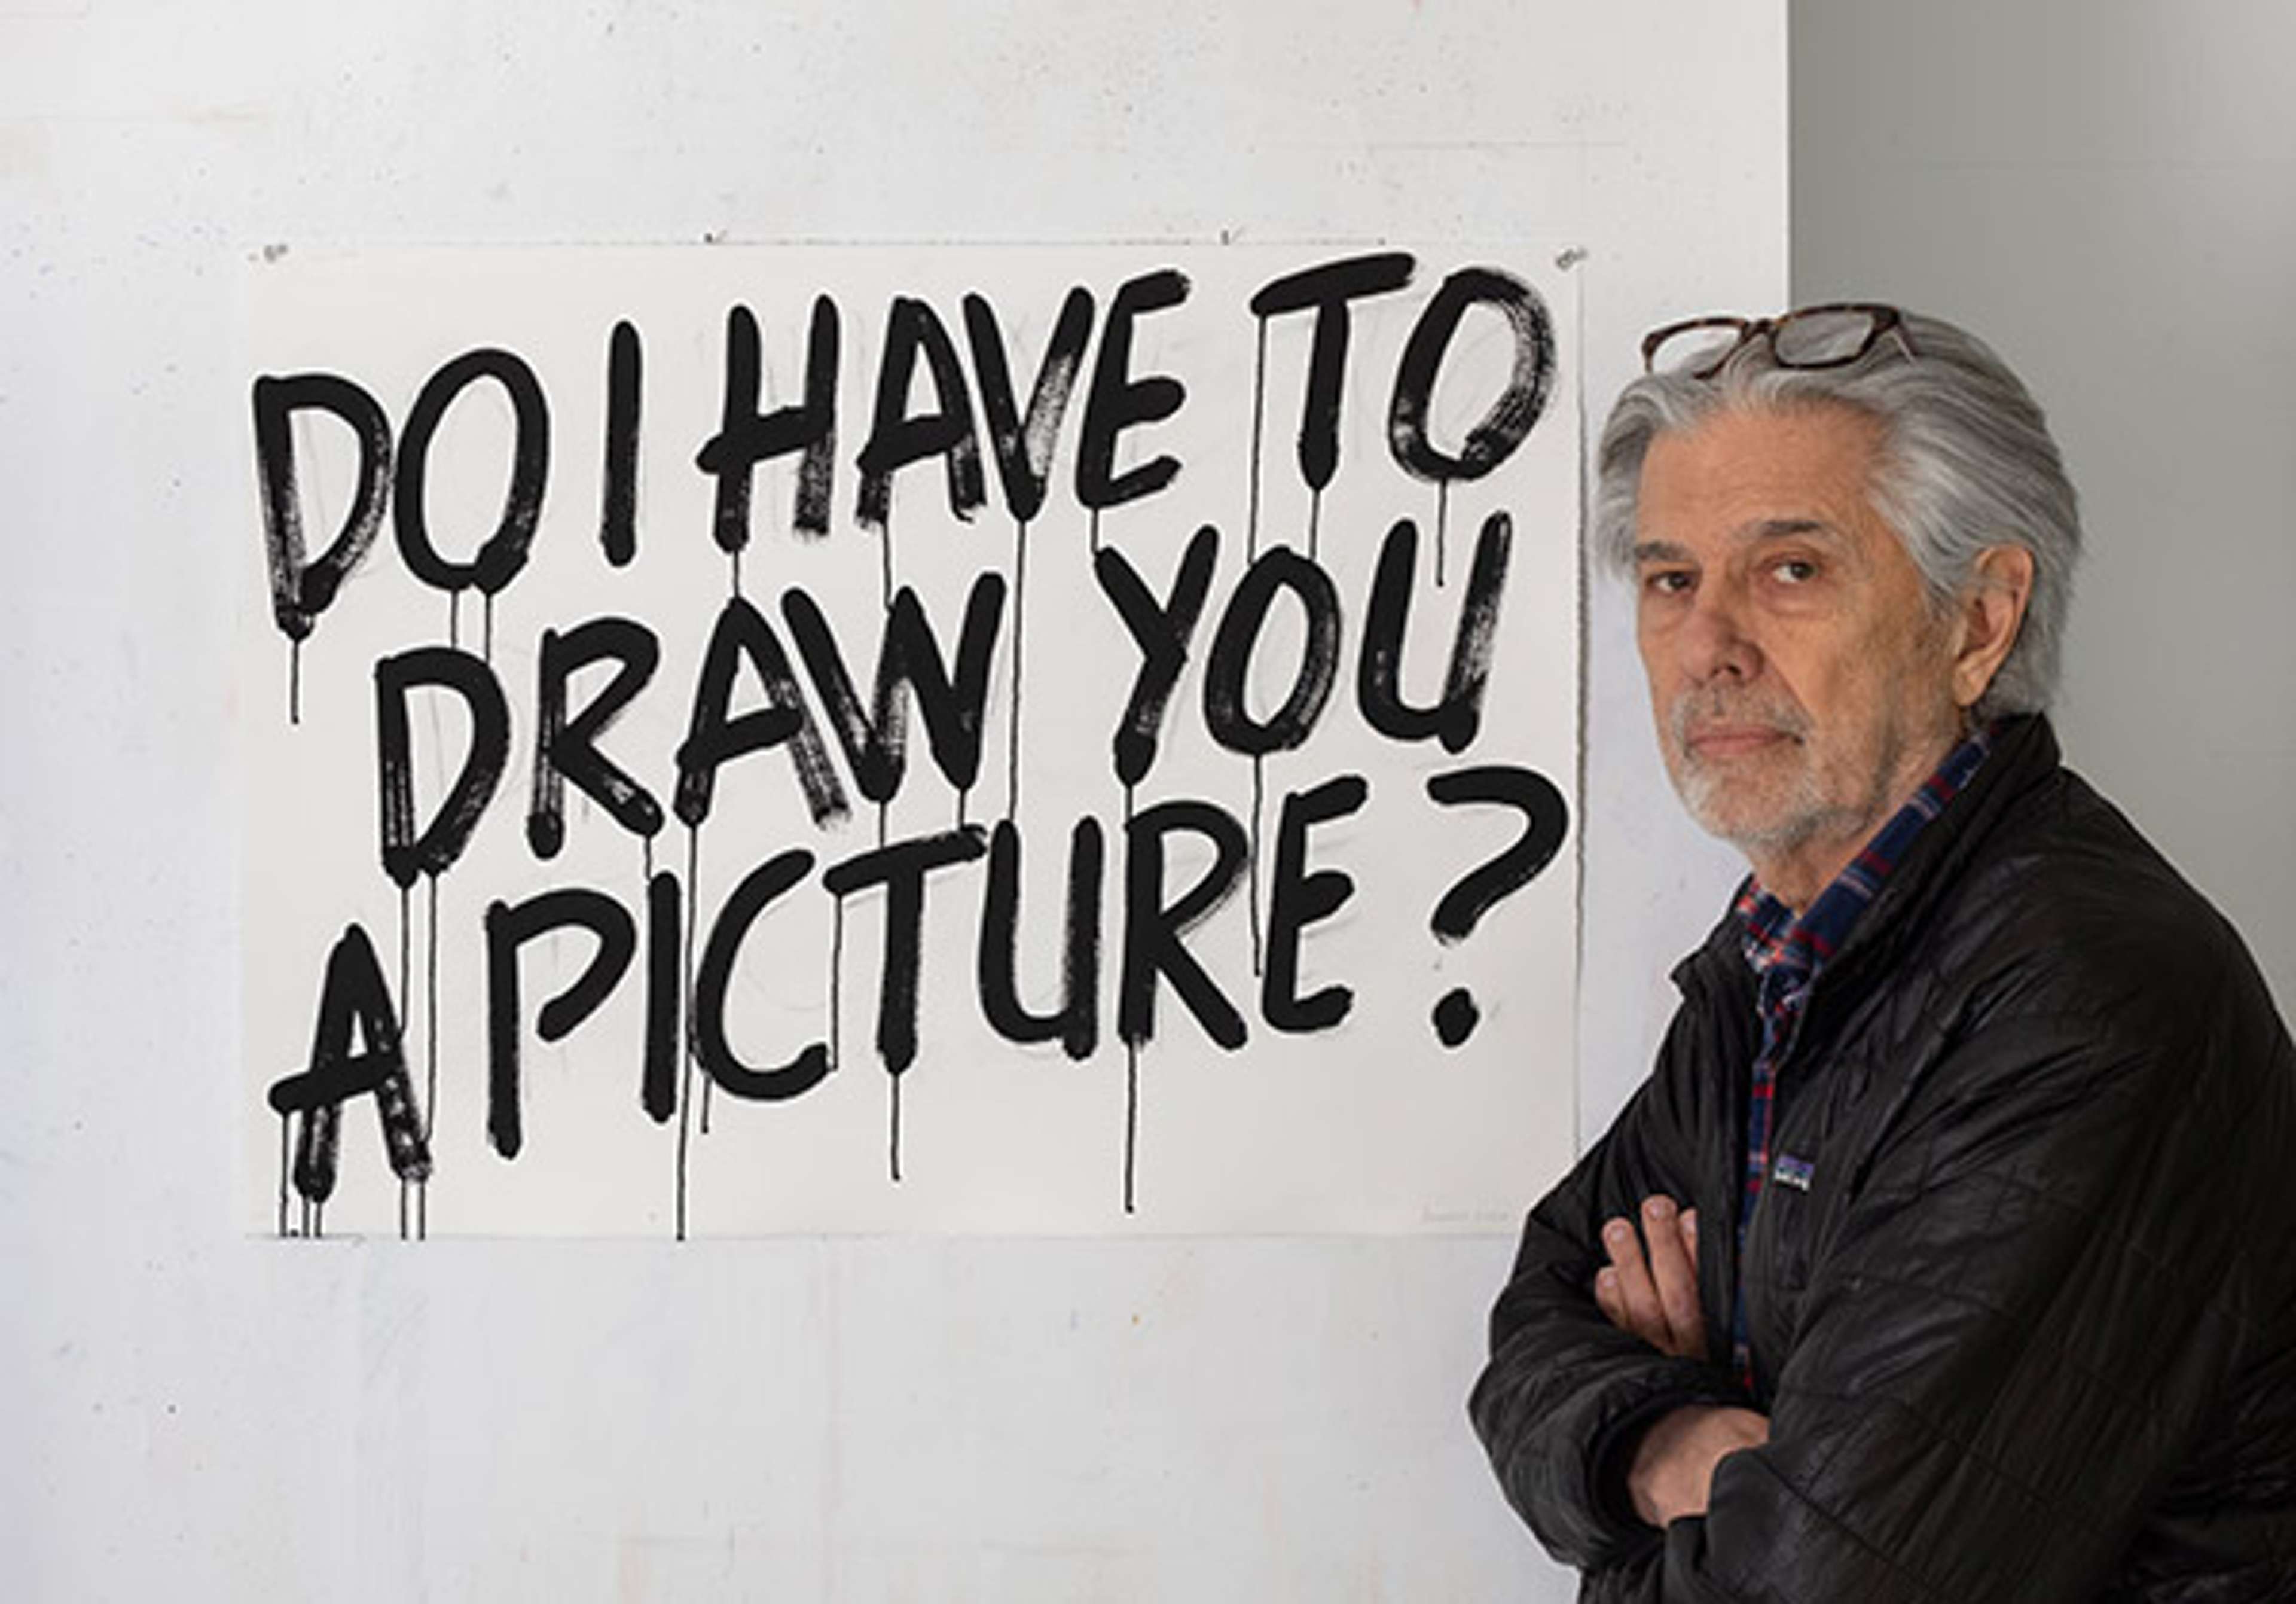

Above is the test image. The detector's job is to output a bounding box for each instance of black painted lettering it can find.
[1201,547,1341,757]
[978,817,1102,1059]
[527,616,665,858]
[251,372,393,642]
[266,922,431,1202]
[374,647,512,889]
[1119,799,1248,1050]
[822,828,990,1076]
[856,296,986,532]
[1387,268,1555,483]
[783,574,1006,805]
[674,596,848,829]
[692,849,833,1101]
[599,319,642,566]
[1248,252,1416,493]
[1076,268,1190,511]
[695,298,839,547]
[484,888,637,1158]
[964,286,1094,523]
[1358,511,1513,752]
[1261,775,1367,1033]
[1094,524,1219,785]
[392,348,549,599]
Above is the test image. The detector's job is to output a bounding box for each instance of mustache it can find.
[1668,690,1812,749]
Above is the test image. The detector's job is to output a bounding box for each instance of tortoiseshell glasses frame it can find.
[1639,302,1917,379]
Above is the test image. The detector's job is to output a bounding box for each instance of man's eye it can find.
[1769,558,1819,585]
[1642,570,1693,597]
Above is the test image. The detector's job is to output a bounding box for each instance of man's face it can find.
[1632,403,1965,896]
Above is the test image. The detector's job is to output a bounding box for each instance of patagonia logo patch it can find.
[1771,1154,1815,1191]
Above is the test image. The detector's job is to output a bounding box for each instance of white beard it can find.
[1663,687,1860,857]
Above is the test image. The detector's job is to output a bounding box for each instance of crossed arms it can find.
[1468,1000,2252,1601]
[1591,1196,1769,1529]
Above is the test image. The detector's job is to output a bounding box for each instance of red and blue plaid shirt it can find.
[1726,722,1995,1392]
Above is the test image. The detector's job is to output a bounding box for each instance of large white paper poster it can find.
[240,245,1580,1237]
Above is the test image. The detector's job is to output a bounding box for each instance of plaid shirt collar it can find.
[1735,721,1998,990]
[1721,719,1997,1401]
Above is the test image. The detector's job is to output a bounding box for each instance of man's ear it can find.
[1950,545,2036,710]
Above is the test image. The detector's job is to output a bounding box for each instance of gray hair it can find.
[1592,310,2080,719]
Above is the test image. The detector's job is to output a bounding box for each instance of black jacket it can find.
[1470,715,2296,1600]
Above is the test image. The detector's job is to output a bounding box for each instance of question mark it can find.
[1425,764,1570,1047]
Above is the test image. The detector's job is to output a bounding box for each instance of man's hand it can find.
[1593,1196,1770,1527]
[1625,1403,1772,1527]
[1593,1194,1705,1359]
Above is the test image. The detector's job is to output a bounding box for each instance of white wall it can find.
[1793,0,2296,1010]
[0,4,1783,1597]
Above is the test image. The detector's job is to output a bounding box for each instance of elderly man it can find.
[1470,305,2296,1599]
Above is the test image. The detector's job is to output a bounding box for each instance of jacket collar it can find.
[1670,713,2063,995]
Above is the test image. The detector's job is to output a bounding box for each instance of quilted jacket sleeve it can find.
[1577,964,2263,1602]
[1470,1004,1755,1572]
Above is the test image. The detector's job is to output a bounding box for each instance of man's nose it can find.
[1677,584,1761,684]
